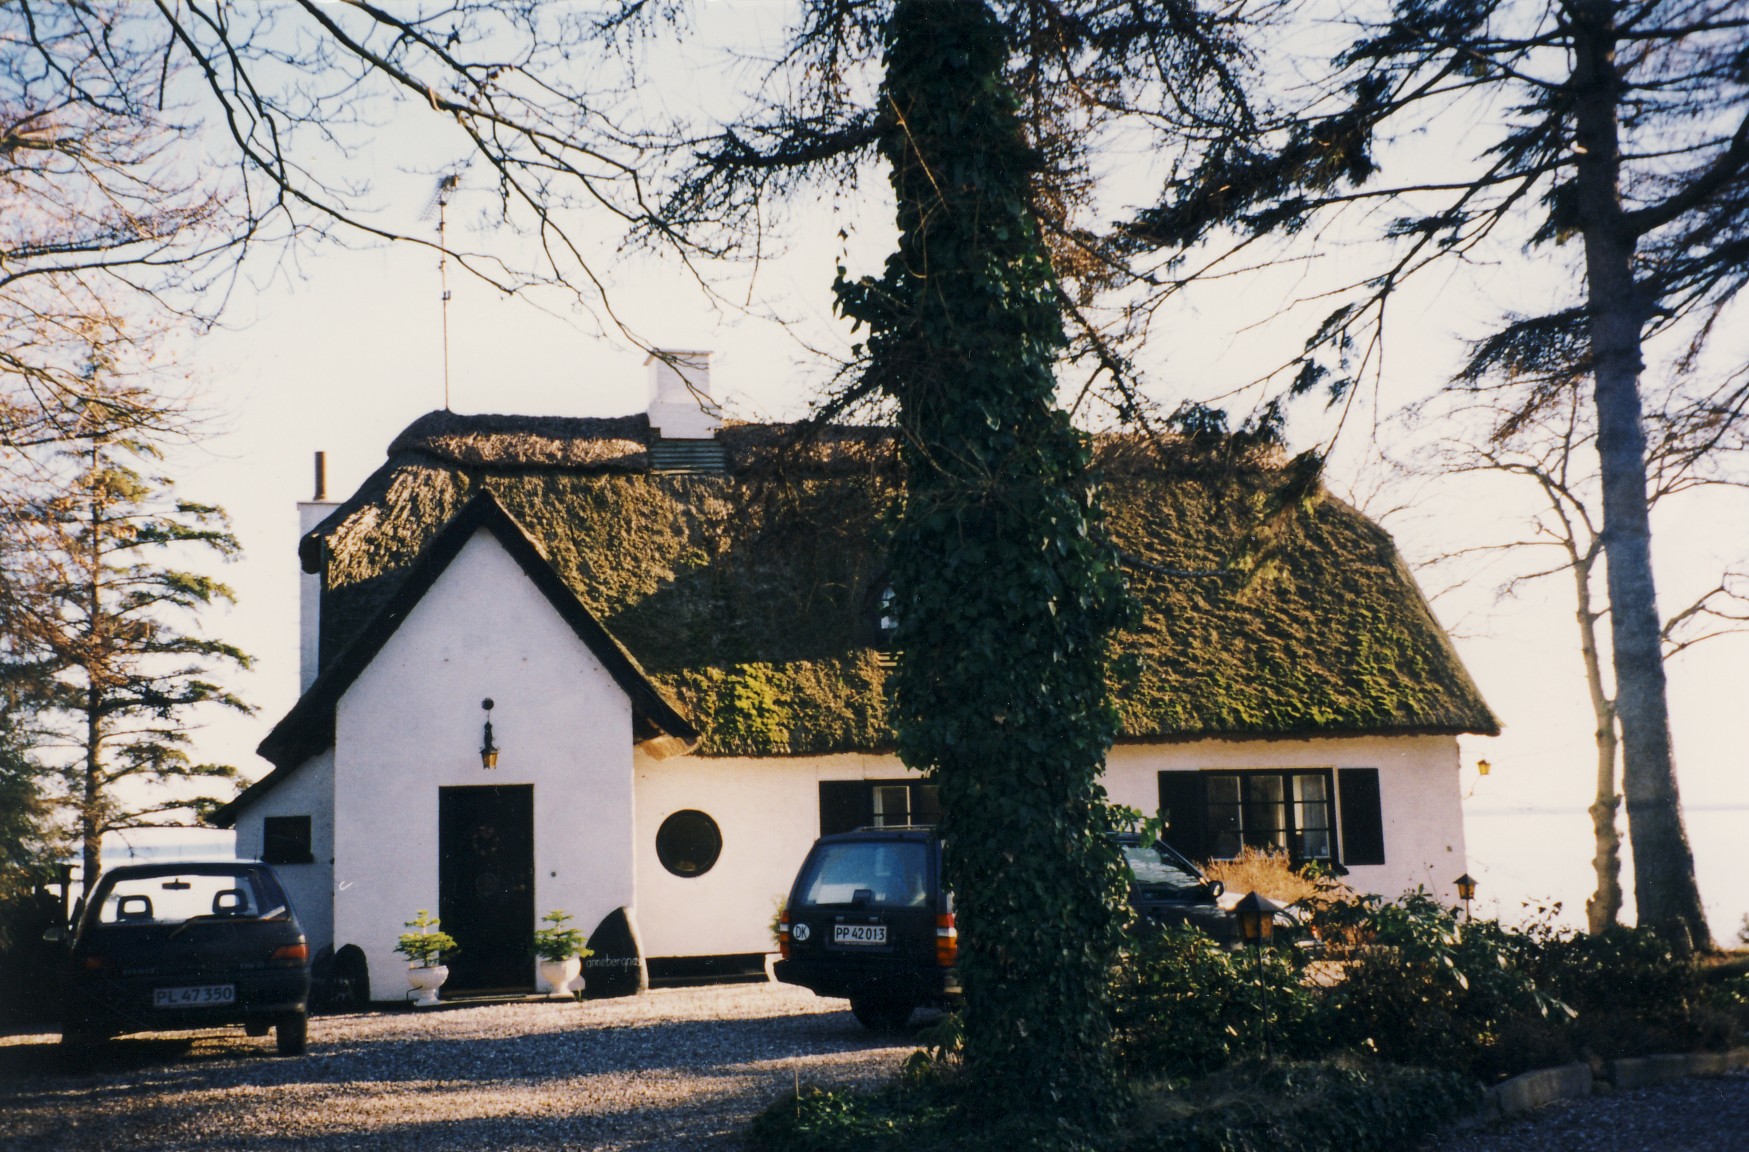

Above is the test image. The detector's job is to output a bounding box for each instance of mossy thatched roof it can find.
[290,410,1496,760]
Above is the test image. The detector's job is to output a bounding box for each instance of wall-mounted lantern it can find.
[1477,758,1492,777]
[480,698,499,770]
[1454,872,1478,921]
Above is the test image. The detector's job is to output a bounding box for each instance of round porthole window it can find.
[656,810,722,878]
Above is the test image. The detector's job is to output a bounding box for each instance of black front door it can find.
[438,785,535,993]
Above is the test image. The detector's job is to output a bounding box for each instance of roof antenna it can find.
[421,170,466,411]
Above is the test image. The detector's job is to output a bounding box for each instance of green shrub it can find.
[1112,922,1328,1079]
[749,1058,1478,1152]
[1308,892,1570,1080]
[746,1076,1088,1152]
[1127,1058,1480,1152]
[1528,923,1725,1057]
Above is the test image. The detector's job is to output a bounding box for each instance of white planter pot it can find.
[537,956,581,997]
[407,964,449,1008]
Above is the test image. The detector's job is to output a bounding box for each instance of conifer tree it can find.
[7,389,250,895]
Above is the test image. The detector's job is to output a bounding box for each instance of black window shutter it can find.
[1337,768,1386,866]
[818,781,869,836]
[912,783,943,827]
[1156,771,1207,861]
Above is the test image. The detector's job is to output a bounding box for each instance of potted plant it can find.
[532,909,591,998]
[395,909,459,1008]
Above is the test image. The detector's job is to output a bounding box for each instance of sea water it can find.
[1465,804,1749,942]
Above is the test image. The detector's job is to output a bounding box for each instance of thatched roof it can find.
[285,411,1497,761]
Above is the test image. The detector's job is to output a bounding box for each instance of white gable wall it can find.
[633,734,1468,959]
[232,749,335,955]
[331,528,636,996]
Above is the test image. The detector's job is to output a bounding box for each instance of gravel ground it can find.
[10,989,1744,1152]
[0,983,915,1151]
[1425,1070,1749,1152]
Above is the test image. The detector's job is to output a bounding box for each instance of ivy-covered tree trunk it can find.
[837,0,1130,1128]
[1570,0,1709,950]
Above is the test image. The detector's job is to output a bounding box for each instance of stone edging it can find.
[1470,1047,1749,1124]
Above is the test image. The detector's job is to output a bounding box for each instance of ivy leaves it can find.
[836,0,1132,1129]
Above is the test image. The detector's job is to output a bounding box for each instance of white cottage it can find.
[216,355,1498,1000]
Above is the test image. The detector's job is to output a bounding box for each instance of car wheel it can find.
[275,1009,308,1056]
[849,997,915,1033]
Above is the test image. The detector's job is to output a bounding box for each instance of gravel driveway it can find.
[0,983,915,1151]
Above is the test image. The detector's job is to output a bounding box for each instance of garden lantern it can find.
[1234,891,1283,1058]
[1455,872,1477,921]
[1234,890,1281,943]
[480,698,500,769]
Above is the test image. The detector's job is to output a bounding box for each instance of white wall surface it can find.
[634,734,1469,957]
[329,528,636,996]
[633,751,905,957]
[1103,735,1469,902]
[233,749,335,955]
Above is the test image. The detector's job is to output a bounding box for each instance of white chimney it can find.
[297,451,339,693]
[646,349,722,439]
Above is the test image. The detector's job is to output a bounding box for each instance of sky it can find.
[95,1,1749,942]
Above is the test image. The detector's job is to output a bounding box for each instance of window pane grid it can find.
[1205,770,1334,862]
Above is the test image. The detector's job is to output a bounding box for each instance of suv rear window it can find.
[799,841,930,909]
[94,870,275,925]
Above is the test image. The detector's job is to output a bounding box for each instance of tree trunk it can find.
[1570,0,1710,949]
[1573,551,1623,933]
[82,443,104,900]
[82,686,102,899]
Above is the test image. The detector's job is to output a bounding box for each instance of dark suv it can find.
[774,828,954,1031]
[774,827,1235,1031]
[57,861,312,1055]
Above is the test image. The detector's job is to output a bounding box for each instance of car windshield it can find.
[799,841,930,909]
[1123,843,1204,893]
[92,870,274,926]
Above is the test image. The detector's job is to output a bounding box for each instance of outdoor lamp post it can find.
[1234,891,1283,1058]
[1454,873,1478,921]
[480,698,500,769]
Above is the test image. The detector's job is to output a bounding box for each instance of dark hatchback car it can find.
[56,861,312,1055]
[774,827,1238,1031]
